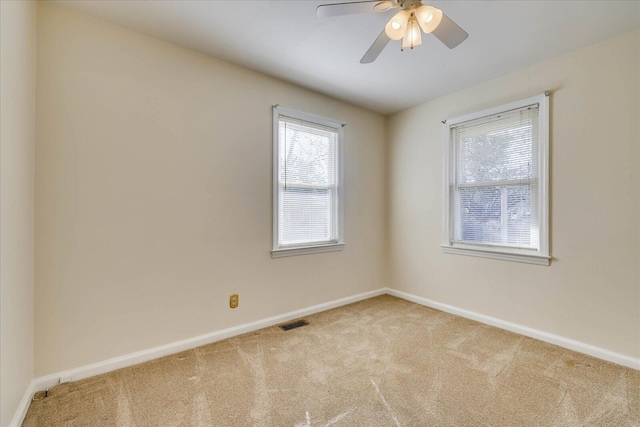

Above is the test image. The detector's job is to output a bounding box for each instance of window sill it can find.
[272,243,345,258]
[442,245,550,266]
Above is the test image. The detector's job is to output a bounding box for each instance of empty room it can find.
[1,0,639,425]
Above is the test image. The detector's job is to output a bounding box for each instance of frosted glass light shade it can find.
[401,18,422,49]
[415,5,443,33]
[385,10,410,40]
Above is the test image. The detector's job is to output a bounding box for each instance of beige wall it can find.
[34,3,386,377]
[388,31,640,359]
[0,1,37,425]
[32,2,640,381]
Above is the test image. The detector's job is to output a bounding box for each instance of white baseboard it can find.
[31,288,387,394]
[386,288,640,371]
[16,286,638,426]
[9,380,35,427]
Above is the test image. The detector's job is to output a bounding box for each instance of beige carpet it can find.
[23,295,640,426]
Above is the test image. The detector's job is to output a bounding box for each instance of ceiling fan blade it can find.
[360,29,391,64]
[432,13,468,49]
[317,1,383,18]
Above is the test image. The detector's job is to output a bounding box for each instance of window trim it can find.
[271,105,345,258]
[442,93,550,265]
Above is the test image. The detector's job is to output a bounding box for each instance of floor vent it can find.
[279,319,309,331]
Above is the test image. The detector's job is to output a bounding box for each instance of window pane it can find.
[279,120,337,187]
[458,186,502,244]
[280,187,334,245]
[456,185,534,248]
[456,108,538,184]
[459,126,533,182]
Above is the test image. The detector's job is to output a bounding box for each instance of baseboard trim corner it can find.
[386,288,640,371]
[32,288,387,394]
[9,380,35,427]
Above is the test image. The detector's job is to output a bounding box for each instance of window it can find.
[442,93,550,265]
[272,106,344,258]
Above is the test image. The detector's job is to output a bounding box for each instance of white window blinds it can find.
[450,104,540,249]
[276,113,341,249]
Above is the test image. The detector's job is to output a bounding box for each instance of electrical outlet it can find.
[230,294,239,309]
[59,375,73,384]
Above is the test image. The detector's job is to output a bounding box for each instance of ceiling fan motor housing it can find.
[403,0,424,11]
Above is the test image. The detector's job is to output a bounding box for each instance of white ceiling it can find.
[52,0,639,115]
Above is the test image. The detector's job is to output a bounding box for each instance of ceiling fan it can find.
[317,0,468,63]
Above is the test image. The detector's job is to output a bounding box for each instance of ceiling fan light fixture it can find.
[401,16,422,50]
[374,1,394,12]
[415,5,443,33]
[316,0,468,63]
[384,9,410,40]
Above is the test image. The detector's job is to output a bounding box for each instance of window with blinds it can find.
[272,106,344,257]
[443,94,550,265]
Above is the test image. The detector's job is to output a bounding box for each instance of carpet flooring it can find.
[23,295,640,426]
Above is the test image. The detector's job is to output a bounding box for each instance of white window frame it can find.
[442,93,550,265]
[272,105,345,258]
